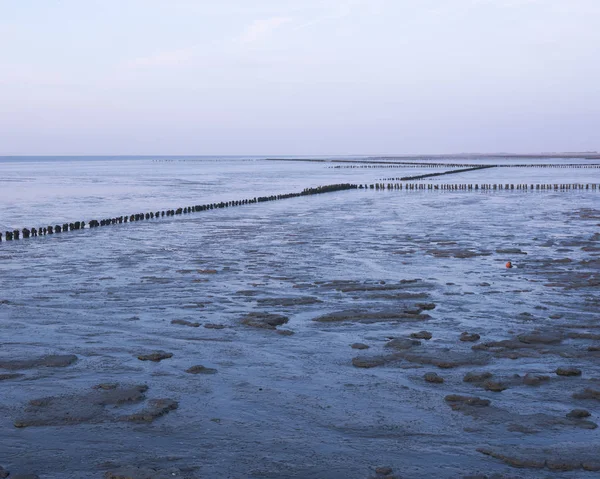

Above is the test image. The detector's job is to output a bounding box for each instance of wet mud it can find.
[1,159,600,477]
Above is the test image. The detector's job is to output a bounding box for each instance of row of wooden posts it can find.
[365,183,600,191]
[2,182,598,242]
[0,183,357,242]
[333,163,600,169]
[388,166,495,181]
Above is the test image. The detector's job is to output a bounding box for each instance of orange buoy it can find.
[506,261,513,269]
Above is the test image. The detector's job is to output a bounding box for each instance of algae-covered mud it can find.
[1,157,600,478]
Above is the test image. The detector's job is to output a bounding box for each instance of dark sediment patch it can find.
[568,332,600,340]
[397,349,490,369]
[171,319,200,328]
[140,276,172,284]
[424,372,444,383]
[316,279,432,293]
[185,365,217,374]
[313,308,431,324]
[460,332,481,342]
[241,312,289,330]
[0,354,78,370]
[122,399,178,423]
[410,330,432,340]
[137,351,173,362]
[496,248,527,255]
[466,372,555,391]
[573,388,600,400]
[427,248,492,259]
[517,330,563,344]
[93,383,120,390]
[256,296,322,306]
[478,446,600,471]
[374,466,393,475]
[385,338,421,350]
[567,409,591,418]
[236,290,261,297]
[523,373,551,386]
[275,329,295,336]
[450,398,597,433]
[463,372,493,383]
[416,302,436,310]
[362,292,431,300]
[445,395,491,408]
[556,367,582,376]
[204,323,225,329]
[483,380,508,392]
[352,355,396,369]
[0,372,24,380]
[472,330,568,359]
[14,384,157,427]
[369,465,400,479]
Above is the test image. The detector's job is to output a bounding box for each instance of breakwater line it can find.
[332,163,600,169]
[360,183,600,191]
[266,157,600,168]
[390,166,496,181]
[2,182,598,243]
[0,184,357,243]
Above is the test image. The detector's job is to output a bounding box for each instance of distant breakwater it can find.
[389,166,496,181]
[332,163,600,169]
[361,183,600,191]
[0,184,357,243]
[266,157,600,168]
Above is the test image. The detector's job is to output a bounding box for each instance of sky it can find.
[0,0,599,155]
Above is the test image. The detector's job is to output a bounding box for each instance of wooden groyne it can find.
[360,183,600,191]
[333,163,600,170]
[0,184,357,243]
[388,166,496,181]
[3,181,599,244]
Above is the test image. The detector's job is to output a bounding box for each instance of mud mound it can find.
[0,354,78,370]
[313,308,431,324]
[448,398,597,433]
[138,351,173,362]
[316,279,432,293]
[241,312,289,330]
[478,446,600,471]
[257,296,322,306]
[427,248,492,258]
[385,338,421,350]
[171,319,200,327]
[185,365,217,374]
[14,384,177,427]
[398,349,490,369]
[122,399,179,423]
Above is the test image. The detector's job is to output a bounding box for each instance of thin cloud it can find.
[238,17,292,44]
[293,0,366,31]
[130,48,195,68]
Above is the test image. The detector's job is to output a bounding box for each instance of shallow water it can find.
[1,157,600,478]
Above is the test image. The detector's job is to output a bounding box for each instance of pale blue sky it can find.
[1,0,598,155]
